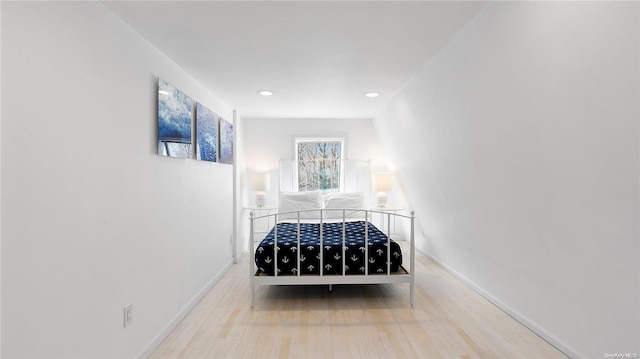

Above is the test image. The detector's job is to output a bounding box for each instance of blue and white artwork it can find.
[196,102,217,162]
[157,79,192,158]
[219,118,234,165]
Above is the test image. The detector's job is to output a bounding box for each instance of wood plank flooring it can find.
[149,244,567,358]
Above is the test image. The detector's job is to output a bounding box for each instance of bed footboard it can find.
[249,209,415,308]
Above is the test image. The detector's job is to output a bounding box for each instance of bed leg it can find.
[328,284,333,292]
[250,273,255,308]
[410,281,414,307]
[251,284,255,308]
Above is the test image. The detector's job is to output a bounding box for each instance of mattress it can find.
[255,221,402,276]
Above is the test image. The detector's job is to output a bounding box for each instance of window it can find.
[295,138,344,193]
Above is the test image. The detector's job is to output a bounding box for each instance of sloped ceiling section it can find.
[103,1,485,119]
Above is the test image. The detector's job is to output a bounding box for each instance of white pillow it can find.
[323,192,365,219]
[278,190,323,220]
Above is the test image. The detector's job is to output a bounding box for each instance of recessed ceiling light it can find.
[365,92,381,98]
[258,90,274,96]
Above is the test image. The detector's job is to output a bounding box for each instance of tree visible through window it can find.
[296,139,343,193]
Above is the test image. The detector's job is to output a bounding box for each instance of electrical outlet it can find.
[124,303,133,328]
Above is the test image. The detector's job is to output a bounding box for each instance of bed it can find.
[249,160,415,307]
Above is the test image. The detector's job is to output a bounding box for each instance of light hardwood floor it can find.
[150,244,567,358]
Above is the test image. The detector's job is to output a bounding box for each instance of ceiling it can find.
[103,1,486,119]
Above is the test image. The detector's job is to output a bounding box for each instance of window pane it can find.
[297,140,342,193]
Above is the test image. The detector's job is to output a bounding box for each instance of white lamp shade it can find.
[250,173,270,192]
[374,172,392,192]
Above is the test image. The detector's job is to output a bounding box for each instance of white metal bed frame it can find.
[249,208,415,308]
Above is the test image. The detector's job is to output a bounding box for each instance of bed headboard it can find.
[278,159,372,204]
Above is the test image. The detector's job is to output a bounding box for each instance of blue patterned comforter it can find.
[255,221,402,275]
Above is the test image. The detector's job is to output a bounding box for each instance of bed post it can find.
[410,211,415,307]
[274,214,279,277]
[342,209,346,277]
[387,212,391,276]
[297,212,301,277]
[250,211,255,308]
[365,210,369,276]
[319,209,324,277]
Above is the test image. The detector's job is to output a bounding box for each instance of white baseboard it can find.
[135,258,234,359]
[418,247,584,359]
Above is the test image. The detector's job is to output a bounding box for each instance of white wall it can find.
[239,117,398,252]
[374,2,639,358]
[0,3,3,355]
[1,2,234,358]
